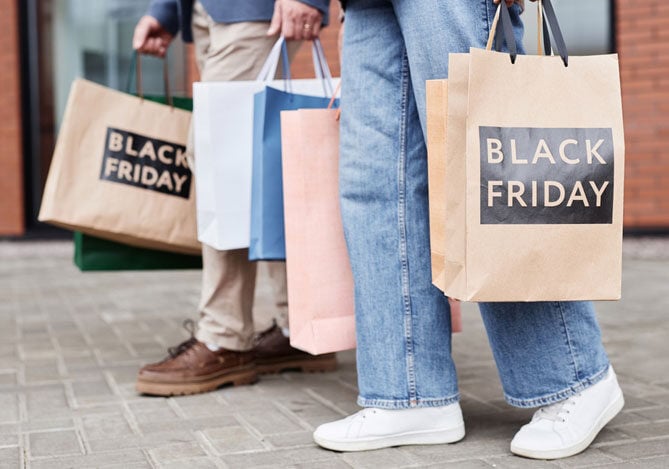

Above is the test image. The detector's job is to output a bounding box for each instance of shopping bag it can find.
[39,57,198,254]
[249,45,338,261]
[280,108,355,354]
[193,37,339,251]
[70,84,203,270]
[74,232,201,271]
[426,81,462,332]
[438,0,625,301]
[426,79,449,291]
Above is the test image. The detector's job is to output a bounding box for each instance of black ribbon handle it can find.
[493,0,569,67]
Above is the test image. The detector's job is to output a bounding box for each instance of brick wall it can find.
[617,0,669,229]
[0,0,24,235]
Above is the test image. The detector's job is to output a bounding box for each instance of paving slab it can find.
[0,238,668,467]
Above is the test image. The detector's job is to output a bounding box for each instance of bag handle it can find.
[257,37,290,82]
[486,0,568,66]
[325,81,342,122]
[536,0,551,57]
[127,51,174,107]
[256,37,336,97]
[312,38,336,97]
[328,81,341,110]
[541,0,568,66]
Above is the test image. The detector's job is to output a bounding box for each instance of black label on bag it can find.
[479,126,614,224]
[100,127,191,199]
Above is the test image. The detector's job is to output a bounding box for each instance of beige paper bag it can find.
[426,80,462,332]
[433,1,625,301]
[438,54,473,300]
[39,79,199,254]
[454,48,625,301]
[280,109,356,355]
[426,80,448,291]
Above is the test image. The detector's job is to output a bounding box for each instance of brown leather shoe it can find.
[136,321,257,396]
[254,322,337,374]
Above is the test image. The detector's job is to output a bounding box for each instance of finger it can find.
[300,20,313,40]
[304,11,321,38]
[148,37,162,56]
[267,2,282,36]
[283,17,296,40]
[311,21,322,38]
[133,22,149,50]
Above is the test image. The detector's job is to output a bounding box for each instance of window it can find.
[522,0,613,55]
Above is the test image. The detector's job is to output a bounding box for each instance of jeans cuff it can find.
[357,393,460,409]
[504,364,611,408]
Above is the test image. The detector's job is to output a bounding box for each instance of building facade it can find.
[0,0,667,237]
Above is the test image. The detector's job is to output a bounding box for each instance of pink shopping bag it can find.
[280,108,356,355]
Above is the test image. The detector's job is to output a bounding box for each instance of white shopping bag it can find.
[193,38,339,250]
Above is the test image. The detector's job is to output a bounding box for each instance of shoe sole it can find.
[136,365,258,397]
[256,353,338,375]
[510,390,625,460]
[313,422,466,452]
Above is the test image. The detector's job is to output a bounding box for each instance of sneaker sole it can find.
[256,353,338,375]
[136,365,258,397]
[510,390,625,460]
[313,422,466,452]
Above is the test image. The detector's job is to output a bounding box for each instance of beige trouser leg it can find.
[190,1,295,351]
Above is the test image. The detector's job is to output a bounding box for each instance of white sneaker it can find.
[313,403,465,452]
[510,366,624,460]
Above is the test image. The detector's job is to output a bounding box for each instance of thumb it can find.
[267,2,282,36]
[133,19,151,50]
[133,27,146,50]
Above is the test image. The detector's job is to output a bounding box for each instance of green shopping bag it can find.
[74,231,201,271]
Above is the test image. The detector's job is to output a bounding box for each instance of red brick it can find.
[0,0,24,235]
[616,0,669,228]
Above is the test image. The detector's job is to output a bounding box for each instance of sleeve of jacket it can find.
[298,0,331,25]
[147,0,180,36]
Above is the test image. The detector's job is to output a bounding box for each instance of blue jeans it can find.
[340,0,610,409]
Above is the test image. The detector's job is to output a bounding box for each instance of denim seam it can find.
[397,48,417,406]
[482,0,491,43]
[504,365,610,408]
[557,301,581,382]
[357,392,460,410]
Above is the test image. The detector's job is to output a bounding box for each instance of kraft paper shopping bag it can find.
[39,78,198,254]
[437,1,625,301]
[426,79,449,291]
[280,108,356,355]
[426,80,462,332]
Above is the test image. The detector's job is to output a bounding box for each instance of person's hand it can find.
[267,0,324,41]
[132,15,174,57]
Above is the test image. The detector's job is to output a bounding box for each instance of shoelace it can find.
[167,319,198,358]
[536,393,581,423]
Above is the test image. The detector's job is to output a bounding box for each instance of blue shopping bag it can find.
[249,38,339,261]
[249,85,338,260]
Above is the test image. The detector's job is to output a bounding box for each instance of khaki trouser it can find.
[190,2,296,351]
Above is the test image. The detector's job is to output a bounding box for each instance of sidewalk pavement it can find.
[0,238,668,469]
